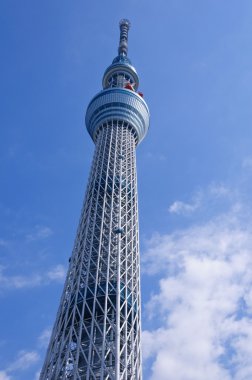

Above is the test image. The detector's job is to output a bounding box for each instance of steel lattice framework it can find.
[40,19,150,380]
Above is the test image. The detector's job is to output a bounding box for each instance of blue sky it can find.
[1,1,252,379]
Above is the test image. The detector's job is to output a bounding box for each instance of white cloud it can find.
[46,264,66,281]
[38,328,52,348]
[0,330,51,379]
[208,183,230,197]
[146,152,167,161]
[168,199,199,214]
[143,201,252,379]
[0,371,11,380]
[26,226,53,242]
[168,189,202,215]
[242,156,252,169]
[0,264,65,291]
[168,183,232,215]
[0,267,42,289]
[0,351,39,379]
[7,351,39,372]
[0,239,8,248]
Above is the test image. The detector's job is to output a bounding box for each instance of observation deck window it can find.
[107,71,135,88]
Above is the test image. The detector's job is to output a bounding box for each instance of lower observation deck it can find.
[85,88,150,144]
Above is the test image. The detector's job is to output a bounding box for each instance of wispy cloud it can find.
[0,351,39,380]
[0,371,11,380]
[242,156,252,169]
[168,189,202,215]
[25,226,53,242]
[0,239,9,248]
[0,264,66,291]
[168,183,231,215]
[143,194,252,379]
[38,328,52,348]
[208,183,230,197]
[145,152,167,161]
[0,328,54,380]
[168,199,200,214]
[46,265,66,281]
[7,351,39,372]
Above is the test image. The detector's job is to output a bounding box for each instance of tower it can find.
[40,19,150,380]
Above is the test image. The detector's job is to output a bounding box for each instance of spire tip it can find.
[118,19,131,56]
[119,19,131,29]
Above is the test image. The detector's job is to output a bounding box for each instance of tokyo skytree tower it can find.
[40,19,150,380]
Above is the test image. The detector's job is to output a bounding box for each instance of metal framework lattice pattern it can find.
[40,121,142,380]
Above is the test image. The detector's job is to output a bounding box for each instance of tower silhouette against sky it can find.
[40,19,150,380]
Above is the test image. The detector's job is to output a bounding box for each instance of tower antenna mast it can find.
[118,18,131,56]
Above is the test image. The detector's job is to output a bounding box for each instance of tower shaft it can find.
[40,122,141,379]
[40,19,149,380]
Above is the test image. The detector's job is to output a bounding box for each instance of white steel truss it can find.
[40,19,149,380]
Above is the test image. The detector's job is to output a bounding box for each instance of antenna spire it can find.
[118,19,131,56]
